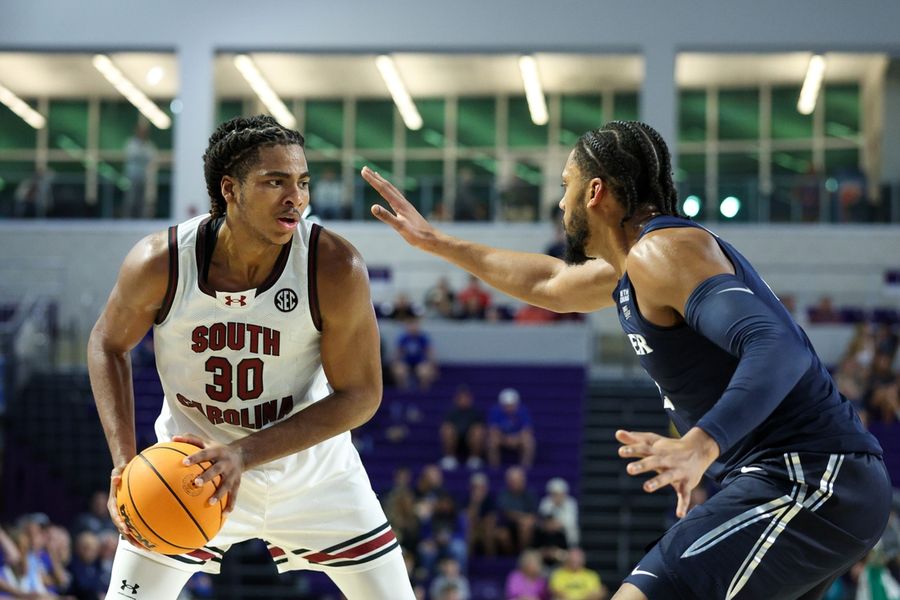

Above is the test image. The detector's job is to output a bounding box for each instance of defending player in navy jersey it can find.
[88,115,414,599]
[363,120,891,600]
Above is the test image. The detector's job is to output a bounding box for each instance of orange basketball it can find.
[117,441,227,555]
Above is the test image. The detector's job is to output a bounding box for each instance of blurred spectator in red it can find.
[488,388,536,468]
[440,385,487,471]
[808,296,841,323]
[457,276,491,320]
[505,549,549,600]
[466,473,503,556]
[497,466,538,553]
[425,277,457,319]
[548,548,607,600]
[391,318,438,390]
[515,305,558,324]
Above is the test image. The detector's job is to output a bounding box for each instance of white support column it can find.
[172,41,215,221]
[640,43,678,172]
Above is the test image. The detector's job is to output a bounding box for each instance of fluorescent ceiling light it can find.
[0,82,45,129]
[518,55,548,126]
[145,66,165,87]
[797,54,826,116]
[233,55,296,129]
[92,55,171,129]
[375,55,422,131]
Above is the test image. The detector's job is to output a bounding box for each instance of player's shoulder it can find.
[627,225,720,285]
[119,229,172,288]
[314,226,367,281]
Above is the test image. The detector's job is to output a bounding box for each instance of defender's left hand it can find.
[174,433,244,514]
[616,427,720,518]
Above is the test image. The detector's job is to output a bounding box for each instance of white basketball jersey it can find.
[151,215,349,478]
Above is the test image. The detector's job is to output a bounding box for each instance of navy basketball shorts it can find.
[624,452,891,600]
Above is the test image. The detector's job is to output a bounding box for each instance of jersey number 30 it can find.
[205,357,264,402]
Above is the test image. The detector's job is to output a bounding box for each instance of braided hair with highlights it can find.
[202,115,305,218]
[573,121,681,226]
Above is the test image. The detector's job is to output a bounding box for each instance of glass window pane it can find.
[0,102,39,150]
[718,89,759,141]
[457,98,496,148]
[678,91,706,143]
[99,101,173,152]
[456,156,496,221]
[560,94,603,147]
[771,86,812,140]
[405,160,444,216]
[0,160,38,217]
[305,100,344,154]
[48,100,89,151]
[308,160,345,220]
[217,100,244,125]
[825,148,859,175]
[501,158,542,222]
[824,84,860,140]
[508,96,547,148]
[355,100,394,150]
[675,152,705,216]
[771,150,816,222]
[47,161,88,218]
[613,92,639,121]
[352,155,394,220]
[718,151,759,222]
[825,148,865,223]
[407,99,445,149]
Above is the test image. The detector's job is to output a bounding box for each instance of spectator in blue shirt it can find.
[391,318,438,390]
[487,388,536,468]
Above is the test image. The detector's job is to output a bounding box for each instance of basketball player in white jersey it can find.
[87,115,415,599]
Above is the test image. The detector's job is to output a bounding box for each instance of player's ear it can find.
[220,176,238,205]
[586,177,604,207]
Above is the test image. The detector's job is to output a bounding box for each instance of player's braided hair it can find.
[203,115,305,218]
[573,120,681,226]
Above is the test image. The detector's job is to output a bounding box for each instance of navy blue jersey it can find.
[613,216,881,480]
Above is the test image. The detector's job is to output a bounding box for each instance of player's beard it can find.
[564,205,591,265]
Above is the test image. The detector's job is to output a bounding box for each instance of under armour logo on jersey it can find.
[275,288,298,313]
[120,580,140,594]
[628,333,653,356]
[224,295,247,307]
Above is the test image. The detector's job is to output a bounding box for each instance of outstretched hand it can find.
[361,166,441,252]
[174,433,243,514]
[616,427,720,518]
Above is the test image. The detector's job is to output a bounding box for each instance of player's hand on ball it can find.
[174,433,243,514]
[362,166,440,252]
[616,427,720,519]
[108,465,145,549]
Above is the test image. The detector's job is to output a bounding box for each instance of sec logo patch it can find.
[275,288,298,313]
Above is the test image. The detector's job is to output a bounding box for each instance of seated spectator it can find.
[71,491,117,538]
[466,473,503,557]
[505,549,549,600]
[808,295,841,323]
[425,277,457,319]
[391,318,438,390]
[16,513,70,595]
[457,276,491,320]
[430,557,471,600]
[96,531,118,593]
[497,466,538,553]
[538,479,579,549]
[535,479,577,568]
[414,464,448,517]
[417,491,468,575]
[440,385,487,471]
[488,388,536,468]
[548,548,607,600]
[0,524,23,596]
[66,531,103,600]
[383,292,423,321]
[384,486,422,553]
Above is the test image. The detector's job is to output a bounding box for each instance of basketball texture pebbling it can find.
[118,441,226,555]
